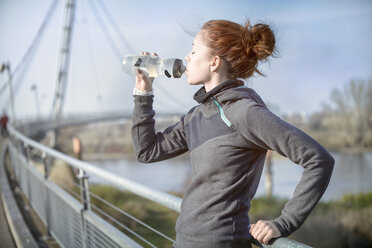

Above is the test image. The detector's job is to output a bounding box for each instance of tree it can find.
[323,79,372,148]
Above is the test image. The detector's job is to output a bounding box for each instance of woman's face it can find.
[185,31,213,86]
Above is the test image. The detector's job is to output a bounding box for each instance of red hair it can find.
[201,20,276,79]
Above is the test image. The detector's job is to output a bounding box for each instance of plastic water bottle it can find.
[122,54,186,78]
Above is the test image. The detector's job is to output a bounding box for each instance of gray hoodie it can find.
[131,80,334,246]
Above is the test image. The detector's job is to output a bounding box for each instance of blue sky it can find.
[0,0,371,119]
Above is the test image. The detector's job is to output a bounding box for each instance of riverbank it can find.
[49,120,371,162]
[51,118,192,161]
[86,184,372,248]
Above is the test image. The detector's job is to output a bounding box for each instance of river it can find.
[88,152,372,201]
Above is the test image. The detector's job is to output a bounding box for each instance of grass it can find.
[89,185,180,248]
[84,184,372,248]
[286,193,372,247]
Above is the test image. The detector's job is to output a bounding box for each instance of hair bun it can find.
[242,22,275,61]
[200,19,276,79]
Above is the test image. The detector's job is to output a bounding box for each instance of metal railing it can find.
[5,124,311,248]
[6,128,143,247]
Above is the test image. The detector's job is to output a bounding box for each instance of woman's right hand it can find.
[135,51,157,92]
[250,220,281,245]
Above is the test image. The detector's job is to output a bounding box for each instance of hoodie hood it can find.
[193,79,243,103]
[193,79,266,107]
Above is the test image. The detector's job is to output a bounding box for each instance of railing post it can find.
[41,151,52,239]
[7,135,15,182]
[14,137,22,190]
[10,135,19,180]
[16,137,23,155]
[24,143,31,162]
[9,133,14,144]
[79,169,90,248]
[16,137,23,177]
[24,143,32,204]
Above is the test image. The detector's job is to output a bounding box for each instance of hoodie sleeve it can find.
[131,95,188,163]
[232,99,334,237]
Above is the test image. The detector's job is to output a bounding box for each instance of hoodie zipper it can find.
[211,97,232,128]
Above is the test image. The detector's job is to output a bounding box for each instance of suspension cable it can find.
[0,0,60,97]
[96,0,136,53]
[82,0,105,111]
[93,0,189,111]
[87,0,123,62]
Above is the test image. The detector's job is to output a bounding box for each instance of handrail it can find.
[8,124,182,212]
[7,124,311,247]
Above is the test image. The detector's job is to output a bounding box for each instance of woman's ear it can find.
[209,56,221,72]
[210,55,228,74]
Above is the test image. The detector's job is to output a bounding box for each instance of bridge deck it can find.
[0,138,16,248]
[0,192,17,248]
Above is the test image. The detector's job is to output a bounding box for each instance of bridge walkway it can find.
[0,138,17,247]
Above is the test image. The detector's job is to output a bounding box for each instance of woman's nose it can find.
[185,55,189,62]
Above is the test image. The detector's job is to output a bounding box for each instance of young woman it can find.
[131,20,334,247]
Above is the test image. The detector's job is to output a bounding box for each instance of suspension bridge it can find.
[0,0,310,247]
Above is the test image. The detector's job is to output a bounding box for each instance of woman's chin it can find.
[187,80,202,86]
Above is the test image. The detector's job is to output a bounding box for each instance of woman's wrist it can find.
[137,85,153,92]
[133,87,153,96]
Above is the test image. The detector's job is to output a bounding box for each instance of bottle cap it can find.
[171,59,185,78]
[162,58,185,78]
